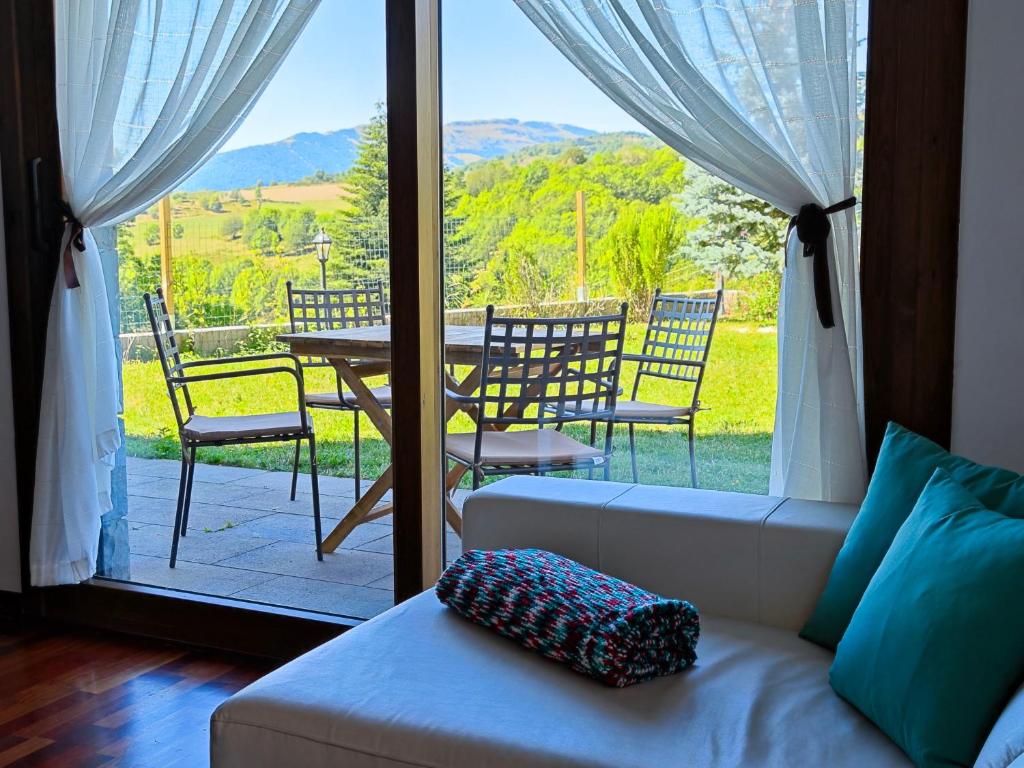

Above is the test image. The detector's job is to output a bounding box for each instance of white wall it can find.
[951,0,1024,473]
[0,159,22,592]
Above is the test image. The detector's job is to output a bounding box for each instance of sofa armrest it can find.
[462,476,857,631]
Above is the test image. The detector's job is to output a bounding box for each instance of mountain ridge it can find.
[181,119,600,192]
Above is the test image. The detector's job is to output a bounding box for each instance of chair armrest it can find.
[171,363,308,427]
[622,352,705,368]
[180,352,302,371]
[445,388,478,404]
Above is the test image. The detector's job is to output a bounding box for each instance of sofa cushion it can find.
[802,422,1024,650]
[211,592,909,768]
[830,470,1024,768]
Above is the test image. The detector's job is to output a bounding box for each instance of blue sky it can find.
[223,0,645,150]
[225,1,868,152]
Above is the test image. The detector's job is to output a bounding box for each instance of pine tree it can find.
[328,103,390,287]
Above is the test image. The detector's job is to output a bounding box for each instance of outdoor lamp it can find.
[313,228,332,288]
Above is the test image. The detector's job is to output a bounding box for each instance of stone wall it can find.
[121,292,741,361]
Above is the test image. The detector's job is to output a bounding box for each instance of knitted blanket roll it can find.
[436,548,700,688]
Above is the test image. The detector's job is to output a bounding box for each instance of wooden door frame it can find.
[859,0,970,465]
[1,0,971,647]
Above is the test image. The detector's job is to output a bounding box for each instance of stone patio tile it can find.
[230,512,388,548]
[355,532,462,564]
[127,457,184,479]
[129,478,267,507]
[128,554,276,597]
[224,486,355,515]
[129,523,274,565]
[127,495,273,530]
[230,470,357,497]
[127,473,167,495]
[191,463,270,484]
[217,541,393,587]
[232,576,394,619]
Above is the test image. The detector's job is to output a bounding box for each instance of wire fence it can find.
[118,213,519,332]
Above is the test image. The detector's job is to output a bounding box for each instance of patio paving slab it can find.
[228,512,389,548]
[216,540,394,587]
[129,523,275,565]
[126,495,274,530]
[231,576,394,618]
[128,554,276,597]
[124,458,466,619]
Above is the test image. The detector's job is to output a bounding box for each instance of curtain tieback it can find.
[787,196,856,329]
[58,200,84,289]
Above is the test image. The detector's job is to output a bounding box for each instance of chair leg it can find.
[290,439,301,501]
[353,410,362,501]
[180,446,197,535]
[588,420,597,480]
[688,420,698,489]
[628,423,639,484]
[309,433,323,561]
[171,447,196,568]
[472,468,481,491]
[169,453,188,568]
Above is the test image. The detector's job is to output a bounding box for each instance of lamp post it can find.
[312,228,332,289]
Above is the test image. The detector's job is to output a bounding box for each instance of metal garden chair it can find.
[446,303,629,490]
[285,280,390,502]
[143,288,323,567]
[608,289,723,487]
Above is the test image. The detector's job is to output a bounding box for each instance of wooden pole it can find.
[158,195,174,317]
[575,189,587,302]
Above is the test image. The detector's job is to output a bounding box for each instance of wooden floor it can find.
[0,628,273,767]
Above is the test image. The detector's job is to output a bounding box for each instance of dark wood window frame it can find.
[1,0,970,657]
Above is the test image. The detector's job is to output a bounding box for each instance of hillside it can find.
[181,118,598,192]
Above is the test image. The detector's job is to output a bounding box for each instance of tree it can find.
[329,103,390,287]
[172,222,184,239]
[253,181,263,210]
[219,214,244,240]
[280,207,317,254]
[600,201,687,319]
[243,207,282,255]
[677,167,787,288]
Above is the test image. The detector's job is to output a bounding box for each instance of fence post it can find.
[575,189,587,301]
[158,195,174,318]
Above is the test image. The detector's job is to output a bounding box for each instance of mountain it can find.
[180,119,597,192]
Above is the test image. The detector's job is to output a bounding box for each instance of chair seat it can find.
[613,399,695,421]
[183,412,308,442]
[305,385,393,408]
[446,429,605,467]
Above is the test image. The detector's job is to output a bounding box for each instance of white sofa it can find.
[211,476,1024,768]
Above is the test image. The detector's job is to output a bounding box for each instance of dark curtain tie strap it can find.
[58,200,84,289]
[786,196,857,329]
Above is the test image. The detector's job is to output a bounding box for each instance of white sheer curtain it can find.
[31,0,318,586]
[515,0,866,502]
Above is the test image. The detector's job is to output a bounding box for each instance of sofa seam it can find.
[211,717,444,768]
[756,497,791,624]
[596,483,638,576]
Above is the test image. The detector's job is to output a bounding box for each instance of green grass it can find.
[124,321,776,494]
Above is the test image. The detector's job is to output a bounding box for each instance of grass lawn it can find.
[123,321,777,494]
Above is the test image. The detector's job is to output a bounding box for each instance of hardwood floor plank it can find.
[0,629,273,768]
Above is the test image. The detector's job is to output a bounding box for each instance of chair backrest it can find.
[632,289,723,407]
[286,279,388,367]
[474,303,629,430]
[143,288,192,430]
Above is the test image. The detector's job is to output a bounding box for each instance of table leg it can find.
[323,466,394,553]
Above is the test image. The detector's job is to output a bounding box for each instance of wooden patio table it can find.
[278,324,551,552]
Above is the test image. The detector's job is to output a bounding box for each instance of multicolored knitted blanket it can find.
[436,548,700,687]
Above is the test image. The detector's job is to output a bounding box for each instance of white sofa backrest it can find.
[462,476,857,631]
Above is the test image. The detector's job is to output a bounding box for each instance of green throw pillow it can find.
[801,422,1024,649]
[830,470,1024,767]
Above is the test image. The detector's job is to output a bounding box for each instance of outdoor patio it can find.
[124,457,466,619]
